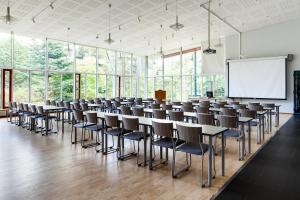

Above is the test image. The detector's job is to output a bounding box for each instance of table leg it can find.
[45,113,49,135]
[208,136,213,187]
[62,111,64,134]
[262,115,265,141]
[248,121,251,154]
[275,106,279,127]
[221,133,225,176]
[241,123,245,160]
[269,110,272,133]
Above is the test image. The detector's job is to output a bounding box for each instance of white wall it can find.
[225,18,300,113]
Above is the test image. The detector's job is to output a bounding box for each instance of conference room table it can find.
[84,111,228,187]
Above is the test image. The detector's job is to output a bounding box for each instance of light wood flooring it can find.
[0,114,291,200]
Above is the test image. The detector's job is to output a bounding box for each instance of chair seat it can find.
[30,114,44,119]
[176,143,209,155]
[153,138,184,149]
[224,129,241,138]
[73,122,94,129]
[105,128,131,136]
[86,124,105,131]
[123,131,148,141]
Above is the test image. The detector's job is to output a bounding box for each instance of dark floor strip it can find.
[214,115,300,200]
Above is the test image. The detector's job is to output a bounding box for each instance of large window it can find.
[48,73,61,101]
[98,49,115,74]
[48,40,74,72]
[0,33,11,68]
[13,70,29,103]
[75,45,96,73]
[31,71,45,103]
[98,75,106,98]
[62,74,73,101]
[14,35,45,69]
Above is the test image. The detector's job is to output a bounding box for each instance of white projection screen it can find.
[228,57,287,99]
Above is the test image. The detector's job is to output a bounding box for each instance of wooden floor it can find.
[0,115,291,200]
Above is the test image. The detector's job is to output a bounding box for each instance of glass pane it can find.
[86,74,96,100]
[48,40,74,71]
[98,49,115,74]
[107,75,114,98]
[75,45,96,73]
[164,55,180,76]
[62,74,73,101]
[148,55,163,76]
[4,71,10,105]
[172,76,181,101]
[147,77,154,98]
[214,74,225,97]
[80,74,85,99]
[202,75,213,96]
[31,71,45,103]
[48,73,61,101]
[98,75,106,98]
[123,76,131,97]
[14,35,45,69]
[13,70,29,103]
[164,76,172,100]
[182,75,193,101]
[137,56,145,98]
[182,52,194,75]
[155,76,163,91]
[132,77,136,97]
[0,33,11,68]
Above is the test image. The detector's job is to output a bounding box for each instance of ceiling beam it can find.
[200,3,241,34]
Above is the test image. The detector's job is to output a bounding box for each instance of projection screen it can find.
[228,57,287,99]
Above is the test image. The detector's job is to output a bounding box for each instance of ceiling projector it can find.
[203,48,216,55]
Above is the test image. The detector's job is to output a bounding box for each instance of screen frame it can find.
[227,57,287,100]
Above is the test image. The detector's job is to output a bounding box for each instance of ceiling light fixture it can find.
[138,16,141,22]
[104,4,114,44]
[158,24,164,56]
[31,0,57,24]
[169,0,184,31]
[0,0,17,25]
[203,0,216,55]
[50,2,54,9]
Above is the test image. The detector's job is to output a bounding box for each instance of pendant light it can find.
[104,4,114,44]
[0,0,17,25]
[158,24,164,56]
[169,0,184,31]
[203,0,216,54]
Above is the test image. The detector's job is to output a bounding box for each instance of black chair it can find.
[150,119,184,170]
[83,112,104,150]
[71,109,93,144]
[173,122,212,187]
[169,110,184,121]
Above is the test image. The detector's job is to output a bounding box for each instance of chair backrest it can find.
[45,100,51,105]
[113,101,121,108]
[151,103,160,109]
[191,99,199,103]
[134,99,142,105]
[73,102,81,110]
[95,99,101,104]
[104,114,118,128]
[18,103,24,111]
[249,105,263,111]
[80,103,89,111]
[182,102,192,107]
[221,108,237,116]
[181,105,193,112]
[262,103,275,109]
[72,109,84,122]
[8,102,13,110]
[132,107,144,117]
[86,112,97,124]
[197,113,214,125]
[105,100,112,107]
[239,109,257,118]
[64,101,71,109]
[128,98,135,103]
[73,99,79,103]
[30,105,37,113]
[152,119,173,138]
[218,115,238,129]
[80,99,85,104]
[229,101,239,105]
[172,101,181,106]
[58,101,64,107]
[195,106,209,114]
[146,98,153,101]
[153,109,166,119]
[176,122,202,144]
[249,102,260,106]
[100,98,105,101]
[169,111,184,121]
[233,104,247,109]
[122,116,139,131]
[37,106,44,115]
[120,106,131,115]
[218,101,227,105]
[88,99,95,104]
[94,98,100,102]
[199,100,210,107]
[23,104,29,112]
[212,103,224,108]
[12,102,17,109]
[155,99,162,104]
[51,100,56,106]
[162,104,172,110]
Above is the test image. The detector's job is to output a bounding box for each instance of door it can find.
[75,73,81,99]
[294,71,300,113]
[1,69,13,108]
